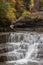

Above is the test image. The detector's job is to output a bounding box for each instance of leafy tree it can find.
[0,0,33,25]
[22,0,30,11]
[0,1,6,19]
[30,0,34,8]
[6,3,16,22]
[0,1,16,24]
[22,10,31,17]
[41,0,43,4]
[14,0,25,18]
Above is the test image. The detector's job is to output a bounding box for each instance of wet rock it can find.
[0,44,14,54]
[0,56,7,62]
[0,32,43,65]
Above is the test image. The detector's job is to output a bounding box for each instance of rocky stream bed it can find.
[0,32,43,65]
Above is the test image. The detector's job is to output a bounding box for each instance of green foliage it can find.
[0,0,30,19]
[6,3,16,22]
[0,2,7,18]
[22,10,31,16]
[41,0,43,4]
[0,2,16,23]
[0,0,31,24]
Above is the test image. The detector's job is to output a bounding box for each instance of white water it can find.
[1,32,43,65]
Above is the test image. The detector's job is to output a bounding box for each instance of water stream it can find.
[0,32,43,65]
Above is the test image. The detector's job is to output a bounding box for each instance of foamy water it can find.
[0,32,43,65]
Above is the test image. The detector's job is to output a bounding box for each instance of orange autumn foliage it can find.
[11,0,16,4]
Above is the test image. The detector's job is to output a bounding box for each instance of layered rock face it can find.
[0,32,43,65]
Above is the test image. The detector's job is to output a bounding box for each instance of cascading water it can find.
[0,32,43,65]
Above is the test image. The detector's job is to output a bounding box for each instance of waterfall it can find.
[0,32,43,65]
